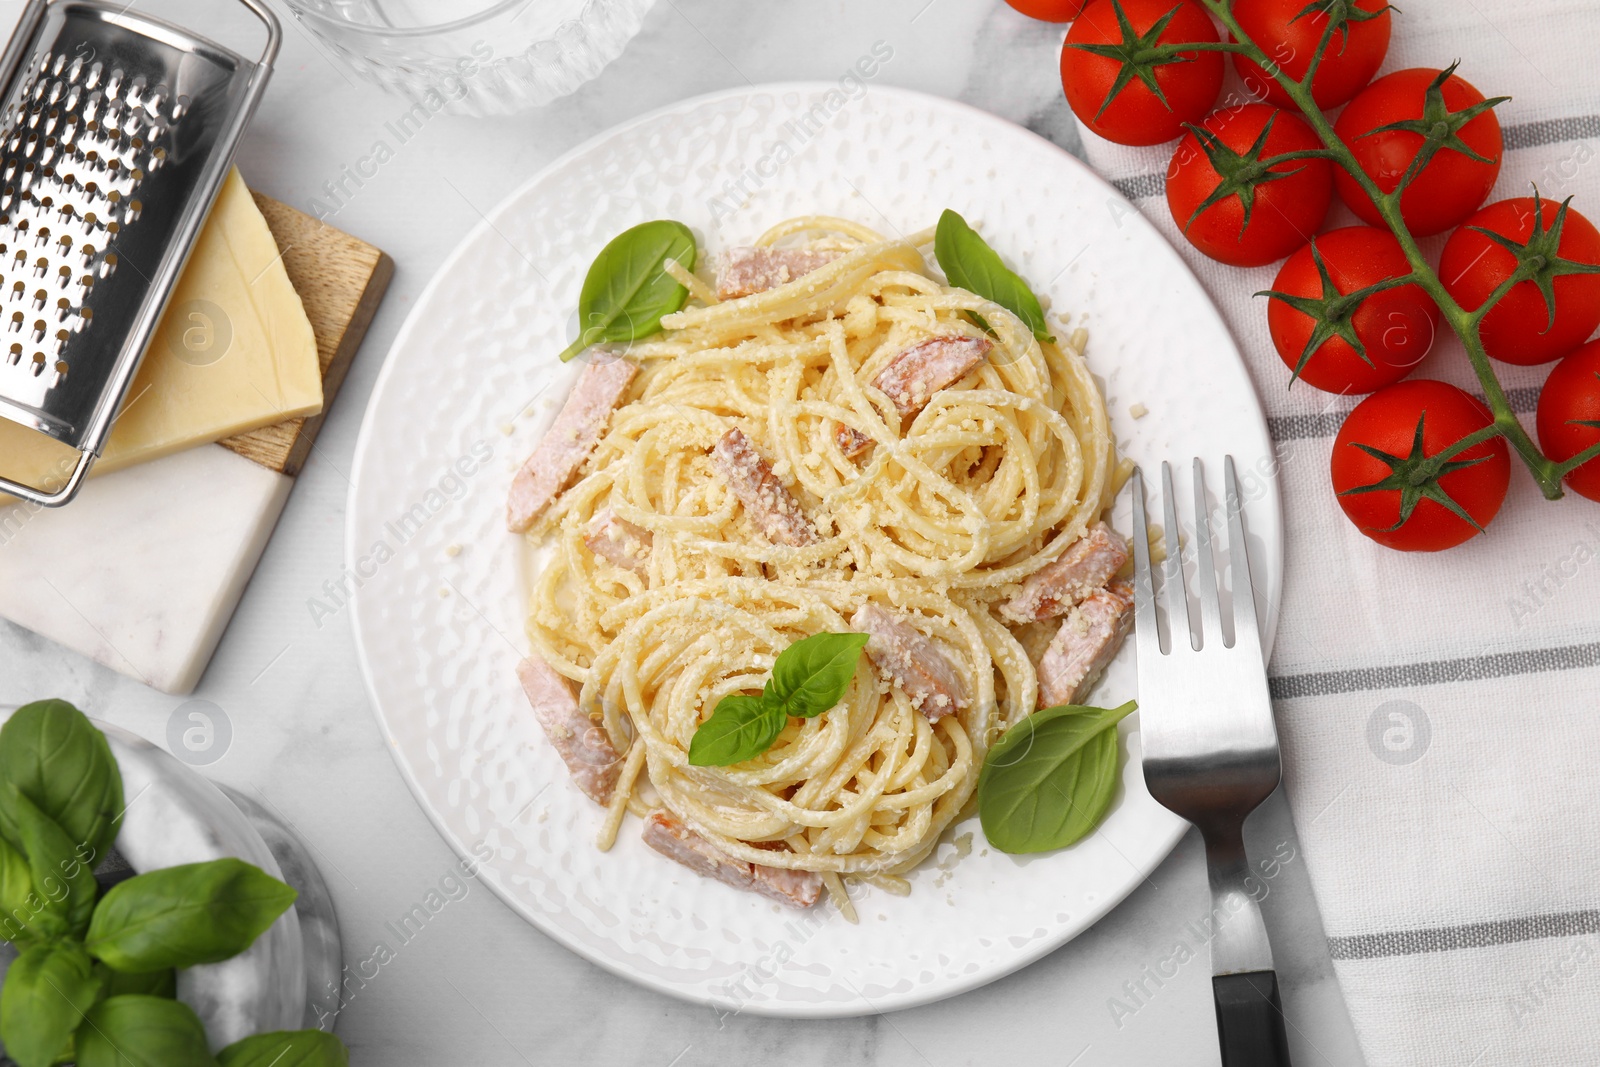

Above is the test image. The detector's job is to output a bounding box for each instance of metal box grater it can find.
[0,0,279,506]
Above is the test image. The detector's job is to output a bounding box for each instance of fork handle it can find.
[1213,970,1291,1067]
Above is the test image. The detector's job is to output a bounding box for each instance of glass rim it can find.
[283,0,548,40]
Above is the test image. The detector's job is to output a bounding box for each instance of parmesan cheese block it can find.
[0,168,322,492]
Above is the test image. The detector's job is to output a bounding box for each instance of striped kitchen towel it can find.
[1067,1,1600,1064]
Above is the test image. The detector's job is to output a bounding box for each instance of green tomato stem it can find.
[1152,40,1256,55]
[1256,147,1342,165]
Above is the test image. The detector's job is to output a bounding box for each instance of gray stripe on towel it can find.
[1270,641,1600,700]
[1265,387,1539,443]
[1503,115,1600,151]
[1111,172,1166,201]
[1329,910,1600,960]
[1109,115,1600,201]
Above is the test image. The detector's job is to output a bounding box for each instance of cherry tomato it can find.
[1166,104,1331,267]
[1536,339,1600,501]
[1439,196,1600,366]
[1062,0,1225,147]
[1004,0,1090,20]
[1231,0,1391,108]
[1267,226,1440,393]
[1333,68,1504,237]
[1331,379,1510,551]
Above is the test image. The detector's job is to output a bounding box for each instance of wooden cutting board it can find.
[0,194,393,693]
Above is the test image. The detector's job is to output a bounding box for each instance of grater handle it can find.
[233,0,283,71]
[0,450,94,507]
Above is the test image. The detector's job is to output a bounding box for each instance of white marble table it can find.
[0,1,1367,1062]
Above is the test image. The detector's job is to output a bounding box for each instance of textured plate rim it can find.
[346,80,1281,1018]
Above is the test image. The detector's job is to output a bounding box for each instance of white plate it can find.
[347,83,1282,1018]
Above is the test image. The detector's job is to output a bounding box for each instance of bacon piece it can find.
[642,810,822,909]
[1036,580,1134,709]
[872,336,990,419]
[583,508,652,573]
[716,247,840,300]
[507,355,637,533]
[1001,522,1130,624]
[711,428,817,547]
[835,336,991,461]
[851,604,970,722]
[835,424,873,459]
[516,657,621,805]
[750,863,826,908]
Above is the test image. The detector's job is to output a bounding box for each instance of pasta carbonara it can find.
[512,216,1128,916]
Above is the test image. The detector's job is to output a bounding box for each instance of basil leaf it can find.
[86,858,297,973]
[978,701,1136,854]
[1076,726,1122,841]
[218,1030,349,1067]
[934,209,1053,343]
[558,219,696,362]
[0,833,37,941]
[0,941,103,1067]
[100,962,177,999]
[75,995,217,1067]
[768,632,871,719]
[0,698,124,866]
[687,695,785,768]
[10,787,96,936]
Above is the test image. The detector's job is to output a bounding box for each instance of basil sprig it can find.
[558,219,697,362]
[688,632,870,767]
[0,699,351,1067]
[934,209,1054,344]
[978,701,1136,854]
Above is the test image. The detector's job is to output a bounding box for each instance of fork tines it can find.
[1129,456,1260,660]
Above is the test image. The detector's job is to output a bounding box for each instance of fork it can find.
[1130,457,1291,1067]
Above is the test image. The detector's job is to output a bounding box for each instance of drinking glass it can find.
[282,0,657,115]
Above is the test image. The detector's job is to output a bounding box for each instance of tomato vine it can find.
[1130,0,1600,500]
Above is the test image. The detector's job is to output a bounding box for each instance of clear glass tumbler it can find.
[282,0,657,116]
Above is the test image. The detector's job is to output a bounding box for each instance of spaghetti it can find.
[519,216,1121,909]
